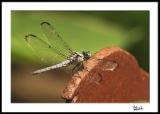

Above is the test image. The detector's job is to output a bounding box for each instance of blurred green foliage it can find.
[11,11,149,72]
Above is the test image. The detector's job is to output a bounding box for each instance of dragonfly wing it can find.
[40,22,73,58]
[25,34,66,64]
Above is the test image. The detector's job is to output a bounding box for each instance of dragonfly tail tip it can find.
[32,71,39,75]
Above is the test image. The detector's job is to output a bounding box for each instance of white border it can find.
[2,2,158,112]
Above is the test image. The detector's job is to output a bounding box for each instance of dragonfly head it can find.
[82,51,91,60]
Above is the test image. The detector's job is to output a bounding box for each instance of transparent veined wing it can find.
[25,34,68,64]
[40,22,73,58]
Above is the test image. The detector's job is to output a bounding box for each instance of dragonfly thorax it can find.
[69,51,91,64]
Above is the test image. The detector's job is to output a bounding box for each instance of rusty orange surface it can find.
[62,47,149,103]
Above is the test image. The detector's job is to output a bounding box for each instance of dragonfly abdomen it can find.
[32,59,71,75]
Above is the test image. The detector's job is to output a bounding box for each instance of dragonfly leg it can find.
[72,62,83,74]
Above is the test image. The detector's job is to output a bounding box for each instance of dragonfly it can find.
[25,22,91,75]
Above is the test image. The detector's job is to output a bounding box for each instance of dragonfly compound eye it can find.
[82,51,91,60]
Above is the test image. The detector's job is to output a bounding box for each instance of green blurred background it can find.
[11,11,149,103]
